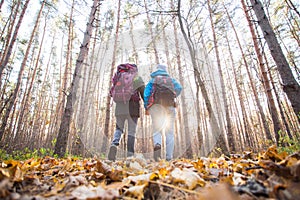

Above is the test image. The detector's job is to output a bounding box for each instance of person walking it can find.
[144,64,182,161]
[108,63,145,161]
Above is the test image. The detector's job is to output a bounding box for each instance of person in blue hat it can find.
[144,64,182,161]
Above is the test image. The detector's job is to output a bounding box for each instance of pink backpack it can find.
[110,64,138,103]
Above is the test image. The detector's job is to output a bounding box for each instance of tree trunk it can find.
[0,0,30,78]
[0,0,20,71]
[0,0,33,143]
[250,0,300,119]
[177,0,228,157]
[101,0,121,154]
[284,0,300,18]
[54,0,101,157]
[208,0,232,152]
[270,71,293,141]
[143,0,159,64]
[35,28,56,149]
[17,6,48,149]
[264,46,288,143]
[225,63,242,151]
[0,0,4,10]
[66,0,85,157]
[241,0,279,145]
[225,33,251,149]
[171,0,193,157]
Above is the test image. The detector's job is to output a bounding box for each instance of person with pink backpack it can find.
[108,63,145,161]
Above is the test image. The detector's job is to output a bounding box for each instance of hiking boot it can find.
[108,145,117,161]
[153,144,161,161]
[127,151,134,158]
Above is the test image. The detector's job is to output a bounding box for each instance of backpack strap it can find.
[146,77,158,109]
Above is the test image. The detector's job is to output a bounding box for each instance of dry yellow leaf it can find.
[158,167,169,178]
[124,183,147,200]
[171,167,206,189]
[123,172,158,184]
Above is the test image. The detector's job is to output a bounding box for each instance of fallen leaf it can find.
[171,167,205,189]
[71,184,119,199]
[124,183,147,200]
[123,172,158,184]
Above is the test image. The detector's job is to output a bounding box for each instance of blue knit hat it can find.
[156,64,167,71]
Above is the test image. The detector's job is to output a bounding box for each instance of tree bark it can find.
[250,0,300,119]
[0,0,30,79]
[241,0,278,145]
[0,0,4,11]
[54,0,101,157]
[0,0,20,72]
[143,0,159,64]
[171,0,193,157]
[208,0,232,152]
[225,33,250,149]
[101,0,121,154]
[177,0,228,157]
[0,0,32,143]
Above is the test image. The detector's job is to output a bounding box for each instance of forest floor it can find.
[0,145,299,200]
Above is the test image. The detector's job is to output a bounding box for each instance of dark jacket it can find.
[115,75,145,117]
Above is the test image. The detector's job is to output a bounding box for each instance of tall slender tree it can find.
[143,0,159,64]
[54,0,102,157]
[208,0,233,152]
[0,0,20,72]
[16,7,48,148]
[250,0,300,119]
[170,0,194,157]
[0,0,34,143]
[0,0,4,11]
[101,0,121,154]
[177,0,228,156]
[0,0,30,79]
[241,0,278,143]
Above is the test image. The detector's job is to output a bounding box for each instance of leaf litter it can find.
[0,145,299,199]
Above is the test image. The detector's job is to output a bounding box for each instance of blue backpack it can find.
[148,75,176,108]
[110,64,139,103]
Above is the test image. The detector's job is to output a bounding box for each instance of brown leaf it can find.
[273,181,300,200]
[200,183,240,200]
[96,160,111,174]
[263,145,285,162]
[0,179,12,198]
[96,160,123,181]
[259,160,293,179]
[290,160,300,181]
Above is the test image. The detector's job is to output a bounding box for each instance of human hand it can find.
[145,109,149,115]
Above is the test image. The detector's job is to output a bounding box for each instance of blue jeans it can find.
[149,105,176,160]
[111,115,138,155]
